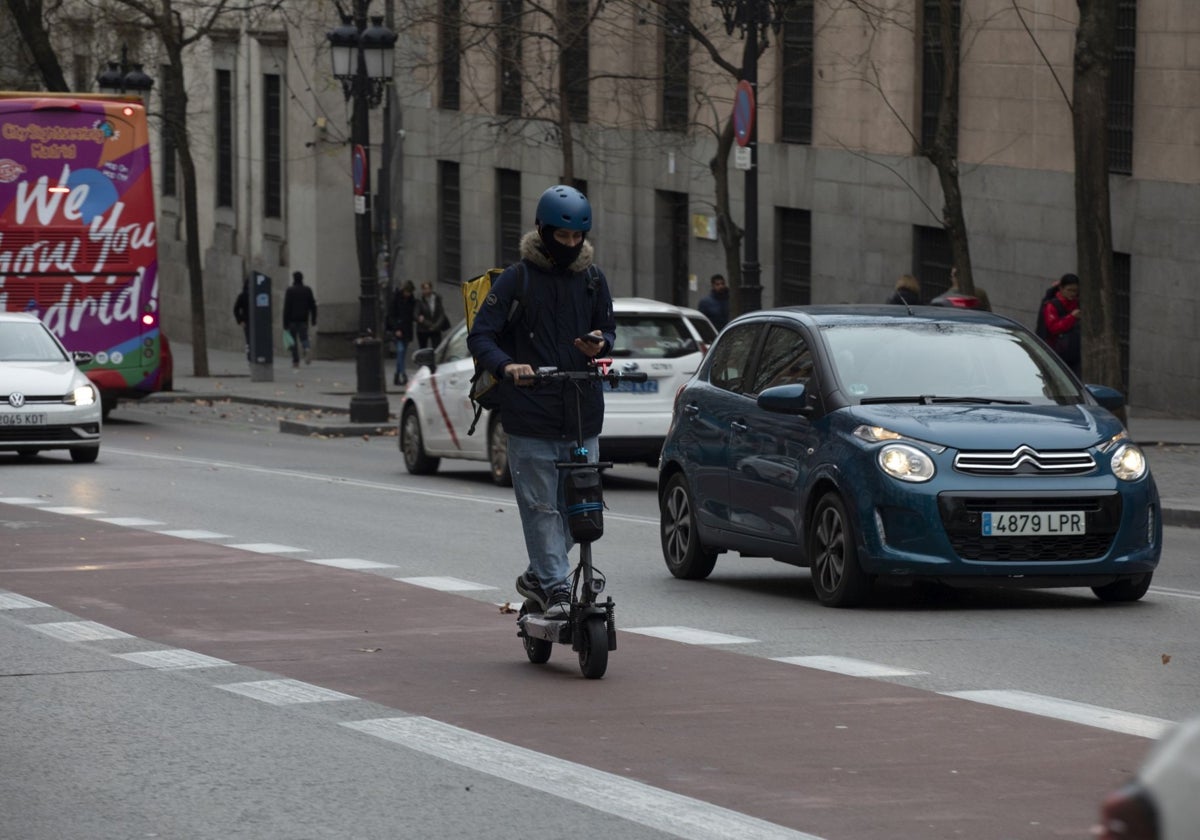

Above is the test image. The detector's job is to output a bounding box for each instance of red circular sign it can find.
[733,81,755,148]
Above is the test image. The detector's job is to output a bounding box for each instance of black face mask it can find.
[713,288,729,300]
[540,228,584,271]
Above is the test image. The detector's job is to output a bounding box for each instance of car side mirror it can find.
[1086,384,1125,411]
[72,350,95,366]
[412,347,437,372]
[757,383,812,416]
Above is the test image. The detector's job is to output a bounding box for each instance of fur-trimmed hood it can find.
[519,230,595,274]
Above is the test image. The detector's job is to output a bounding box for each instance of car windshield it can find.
[612,315,699,359]
[0,321,69,362]
[821,321,1082,406]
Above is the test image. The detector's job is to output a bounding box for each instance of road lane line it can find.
[28,621,134,642]
[305,558,396,570]
[942,690,1171,738]
[217,679,357,705]
[114,650,234,669]
[94,517,167,527]
[342,716,826,840]
[224,542,309,554]
[0,497,50,505]
[0,591,52,610]
[395,576,497,591]
[624,626,758,645]
[39,506,103,515]
[155,529,233,540]
[773,655,927,677]
[1149,586,1200,601]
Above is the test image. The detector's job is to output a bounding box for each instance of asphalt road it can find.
[2,399,1197,839]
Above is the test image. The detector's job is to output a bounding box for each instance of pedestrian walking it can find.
[887,274,921,306]
[282,271,318,368]
[387,281,416,386]
[698,274,731,330]
[234,279,250,359]
[1041,273,1082,377]
[467,184,616,619]
[415,282,450,349]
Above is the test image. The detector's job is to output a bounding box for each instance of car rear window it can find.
[613,315,700,359]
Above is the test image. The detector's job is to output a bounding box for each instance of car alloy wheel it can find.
[660,473,717,580]
[400,406,440,475]
[808,492,871,607]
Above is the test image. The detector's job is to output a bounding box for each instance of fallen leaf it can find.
[499,602,518,614]
[1162,653,1171,665]
[362,435,370,442]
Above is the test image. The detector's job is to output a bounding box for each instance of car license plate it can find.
[981,511,1086,536]
[0,412,47,426]
[615,380,658,394]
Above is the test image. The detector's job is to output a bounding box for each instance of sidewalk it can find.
[152,341,1200,528]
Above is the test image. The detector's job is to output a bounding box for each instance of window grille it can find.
[438,161,461,284]
[441,0,461,111]
[776,208,811,305]
[216,69,234,208]
[263,74,282,219]
[498,0,523,116]
[1108,0,1137,175]
[913,224,952,301]
[661,0,689,132]
[780,1,813,145]
[497,169,522,266]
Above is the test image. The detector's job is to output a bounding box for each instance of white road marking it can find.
[29,621,133,641]
[217,679,357,705]
[225,542,309,554]
[943,690,1171,739]
[624,626,757,645]
[342,716,826,840]
[305,557,395,570]
[0,592,51,610]
[773,655,927,678]
[0,497,49,505]
[115,649,234,669]
[1150,586,1200,601]
[396,576,496,591]
[94,516,167,527]
[155,529,232,540]
[39,506,102,515]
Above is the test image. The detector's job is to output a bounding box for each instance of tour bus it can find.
[0,92,166,416]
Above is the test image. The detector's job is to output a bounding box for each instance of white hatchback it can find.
[0,312,102,463]
[398,297,716,485]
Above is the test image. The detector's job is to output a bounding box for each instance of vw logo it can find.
[622,362,640,372]
[8,393,25,408]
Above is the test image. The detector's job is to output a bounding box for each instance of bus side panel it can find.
[0,96,162,404]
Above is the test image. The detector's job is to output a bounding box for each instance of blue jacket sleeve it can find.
[592,268,617,355]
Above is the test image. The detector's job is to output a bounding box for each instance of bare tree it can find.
[1072,0,1122,392]
[2,0,70,91]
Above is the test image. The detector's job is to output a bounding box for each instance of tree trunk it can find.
[4,0,69,91]
[1073,0,1122,395]
[709,117,743,311]
[164,48,209,377]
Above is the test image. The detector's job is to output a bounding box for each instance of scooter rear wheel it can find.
[578,615,608,679]
[519,605,552,664]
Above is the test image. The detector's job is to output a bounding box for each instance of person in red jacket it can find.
[1043,273,1081,376]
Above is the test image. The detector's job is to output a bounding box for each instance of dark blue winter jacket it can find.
[467,232,616,440]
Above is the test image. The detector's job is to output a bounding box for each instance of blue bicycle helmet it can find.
[535,185,592,232]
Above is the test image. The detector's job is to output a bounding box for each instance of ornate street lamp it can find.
[96,45,155,99]
[327,2,397,423]
[712,0,789,315]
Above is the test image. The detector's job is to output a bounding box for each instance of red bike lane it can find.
[0,503,1143,839]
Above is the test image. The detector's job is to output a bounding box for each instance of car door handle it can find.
[730,420,748,432]
[682,403,699,416]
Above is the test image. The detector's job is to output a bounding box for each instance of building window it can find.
[776,208,811,305]
[913,224,953,301]
[1109,0,1136,175]
[498,0,523,116]
[438,161,461,284]
[215,68,234,208]
[563,0,589,123]
[496,169,522,266]
[780,0,813,145]
[263,73,283,219]
[159,63,177,198]
[440,0,461,111]
[1114,251,1131,388]
[920,0,960,152]
[661,0,689,132]
[654,190,689,305]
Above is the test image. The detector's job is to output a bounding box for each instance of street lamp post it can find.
[328,1,397,424]
[712,0,788,315]
[96,45,155,98]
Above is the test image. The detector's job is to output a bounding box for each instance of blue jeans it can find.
[394,339,408,378]
[507,433,599,593]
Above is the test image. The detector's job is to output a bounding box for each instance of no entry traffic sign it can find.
[733,80,755,148]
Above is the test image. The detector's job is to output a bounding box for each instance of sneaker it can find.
[543,585,571,620]
[304,348,312,364]
[515,572,548,612]
[393,372,401,386]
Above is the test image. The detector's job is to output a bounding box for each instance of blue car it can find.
[657,305,1162,607]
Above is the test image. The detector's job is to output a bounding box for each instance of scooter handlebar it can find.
[510,360,649,386]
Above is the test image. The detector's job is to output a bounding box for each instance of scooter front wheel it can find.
[578,614,608,679]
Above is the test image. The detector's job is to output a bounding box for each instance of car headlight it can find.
[69,385,97,406]
[1111,443,1147,481]
[878,443,936,482]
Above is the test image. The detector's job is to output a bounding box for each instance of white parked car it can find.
[1096,715,1200,839]
[0,312,102,463]
[399,297,716,485]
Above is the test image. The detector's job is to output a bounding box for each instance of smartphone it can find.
[580,334,604,344]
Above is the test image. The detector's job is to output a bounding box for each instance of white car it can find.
[1096,715,1200,839]
[399,297,716,485]
[0,312,102,463]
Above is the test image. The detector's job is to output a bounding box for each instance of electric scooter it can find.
[514,359,648,679]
